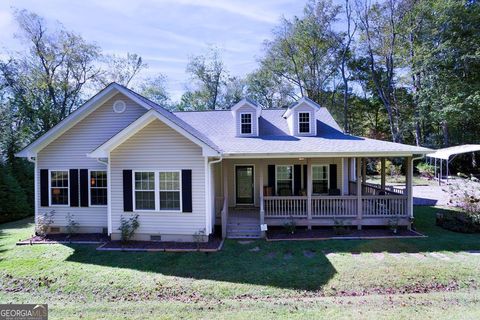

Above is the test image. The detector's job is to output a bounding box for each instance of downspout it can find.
[96,158,108,166]
[206,156,223,236]
[27,156,38,224]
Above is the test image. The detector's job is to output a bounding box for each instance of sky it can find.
[0,0,315,101]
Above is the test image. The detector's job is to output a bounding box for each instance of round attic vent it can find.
[113,100,126,113]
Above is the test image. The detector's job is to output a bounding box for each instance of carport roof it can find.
[426,144,480,160]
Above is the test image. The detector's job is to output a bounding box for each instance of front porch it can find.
[214,157,414,239]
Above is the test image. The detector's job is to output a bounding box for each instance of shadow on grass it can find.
[0,217,35,258]
[62,207,480,291]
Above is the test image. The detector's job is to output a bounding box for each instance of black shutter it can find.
[182,169,192,213]
[268,165,276,196]
[329,164,337,190]
[80,169,89,207]
[123,170,133,212]
[69,169,79,207]
[40,169,49,207]
[303,165,308,190]
[294,165,301,196]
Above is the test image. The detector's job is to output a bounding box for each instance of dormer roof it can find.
[282,97,320,118]
[230,98,262,117]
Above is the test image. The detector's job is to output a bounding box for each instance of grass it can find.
[1,207,480,319]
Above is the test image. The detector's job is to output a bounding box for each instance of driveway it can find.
[413,185,451,206]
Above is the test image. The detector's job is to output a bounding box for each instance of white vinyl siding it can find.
[36,92,147,228]
[110,119,207,236]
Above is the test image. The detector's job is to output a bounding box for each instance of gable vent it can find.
[113,100,126,113]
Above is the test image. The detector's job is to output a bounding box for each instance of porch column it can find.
[347,158,352,195]
[406,156,414,224]
[380,157,386,191]
[362,158,367,187]
[356,157,363,230]
[307,158,312,229]
[259,161,265,237]
[221,160,228,238]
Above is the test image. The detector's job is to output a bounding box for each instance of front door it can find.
[236,166,254,205]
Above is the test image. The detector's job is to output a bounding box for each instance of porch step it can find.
[227,234,261,239]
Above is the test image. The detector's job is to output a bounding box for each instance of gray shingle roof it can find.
[174,108,432,155]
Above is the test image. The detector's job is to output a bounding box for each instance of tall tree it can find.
[185,47,226,110]
[261,0,342,105]
[97,53,147,88]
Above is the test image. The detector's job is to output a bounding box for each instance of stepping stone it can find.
[303,250,316,258]
[266,252,276,259]
[429,253,450,261]
[373,253,385,261]
[238,240,253,245]
[249,246,260,252]
[326,253,339,259]
[409,253,425,260]
[283,251,293,260]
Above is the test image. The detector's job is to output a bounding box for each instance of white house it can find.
[16,83,431,241]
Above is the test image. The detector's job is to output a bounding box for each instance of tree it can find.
[97,53,147,88]
[261,0,342,105]
[245,67,294,108]
[185,47,226,110]
[137,75,170,106]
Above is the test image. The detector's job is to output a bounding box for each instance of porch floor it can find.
[227,207,261,239]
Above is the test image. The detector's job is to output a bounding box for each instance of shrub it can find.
[36,210,55,237]
[283,216,296,234]
[440,180,480,233]
[333,218,350,235]
[0,163,32,223]
[374,159,401,177]
[416,162,435,179]
[118,214,140,242]
[65,213,79,236]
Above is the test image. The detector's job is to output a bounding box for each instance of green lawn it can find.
[1,207,480,319]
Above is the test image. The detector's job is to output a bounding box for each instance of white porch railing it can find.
[264,195,408,218]
[311,196,357,217]
[264,196,307,217]
[362,195,408,217]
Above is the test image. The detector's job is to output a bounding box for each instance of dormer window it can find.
[240,113,252,134]
[298,112,310,133]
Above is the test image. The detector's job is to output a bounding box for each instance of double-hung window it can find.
[159,172,181,210]
[298,112,310,133]
[276,165,293,196]
[240,113,252,134]
[134,172,155,210]
[133,171,182,211]
[90,171,107,206]
[312,165,329,194]
[50,170,69,205]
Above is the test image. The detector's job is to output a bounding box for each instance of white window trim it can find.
[48,169,70,207]
[132,170,183,213]
[89,170,108,207]
[311,164,330,195]
[297,111,312,134]
[275,165,294,196]
[239,112,253,135]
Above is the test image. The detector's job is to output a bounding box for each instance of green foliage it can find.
[416,162,435,179]
[283,216,296,234]
[0,162,32,223]
[436,211,480,233]
[36,210,55,237]
[333,218,350,235]
[118,214,140,242]
[65,213,79,236]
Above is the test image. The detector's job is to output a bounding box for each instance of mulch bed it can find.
[266,227,426,241]
[97,235,224,252]
[16,233,109,245]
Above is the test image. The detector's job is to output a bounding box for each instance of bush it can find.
[66,213,79,236]
[441,180,480,233]
[436,211,480,233]
[36,210,55,237]
[374,159,402,177]
[283,216,296,234]
[416,162,435,179]
[118,214,140,242]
